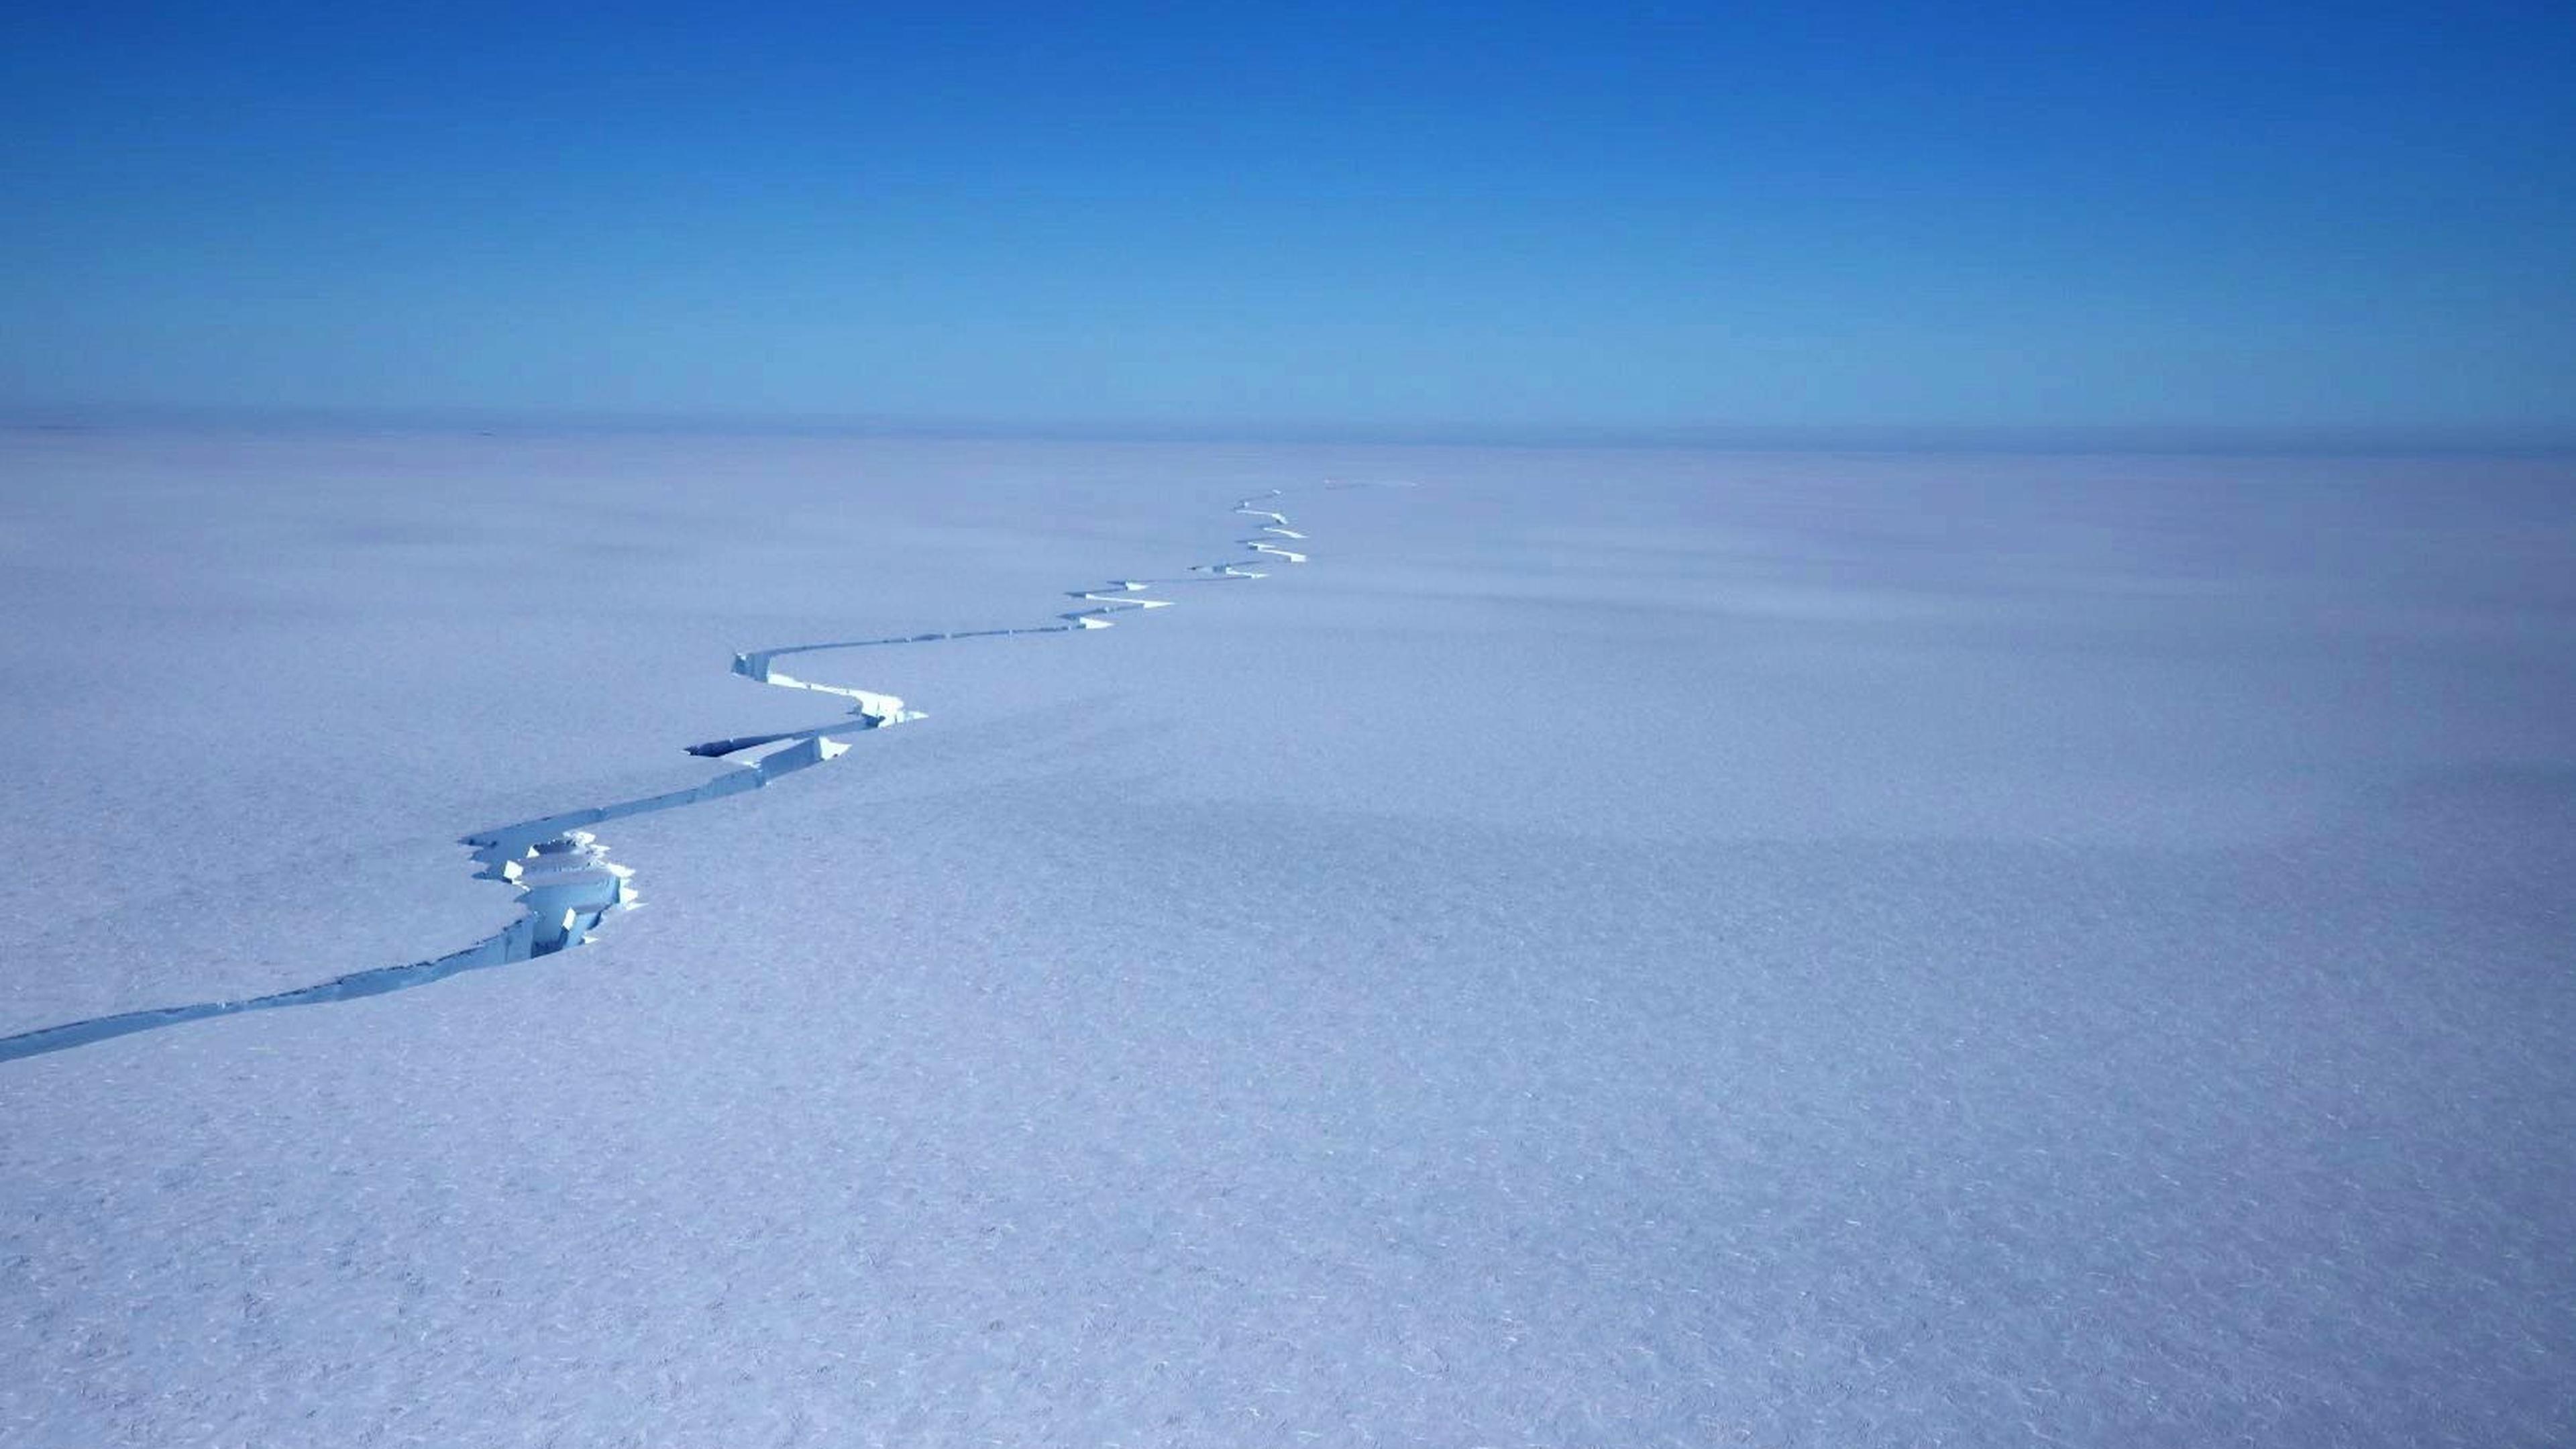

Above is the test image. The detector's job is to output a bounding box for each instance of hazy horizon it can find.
[12,401,2576,460]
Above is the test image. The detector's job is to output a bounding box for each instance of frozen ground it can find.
[1,427,2571,1445]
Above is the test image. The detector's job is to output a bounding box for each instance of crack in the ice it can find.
[0,490,1318,1065]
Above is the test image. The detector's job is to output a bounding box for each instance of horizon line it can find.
[7,402,2573,458]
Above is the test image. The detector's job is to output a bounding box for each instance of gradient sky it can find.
[5,1,2571,439]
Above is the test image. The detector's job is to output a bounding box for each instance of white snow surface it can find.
[3,427,2572,1445]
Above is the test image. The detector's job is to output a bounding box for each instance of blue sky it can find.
[4,1,2571,441]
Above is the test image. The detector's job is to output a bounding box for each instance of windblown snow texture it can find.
[2,434,2569,1449]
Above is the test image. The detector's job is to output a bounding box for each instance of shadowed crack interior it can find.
[0,491,1316,1065]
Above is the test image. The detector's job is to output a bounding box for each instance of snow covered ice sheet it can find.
[3,428,2572,1445]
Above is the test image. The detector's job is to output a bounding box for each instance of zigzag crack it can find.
[0,492,1320,1065]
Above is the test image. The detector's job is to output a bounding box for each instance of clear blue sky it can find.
[5,1,2571,441]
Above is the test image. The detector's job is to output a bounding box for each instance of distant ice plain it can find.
[2,429,2571,1445]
